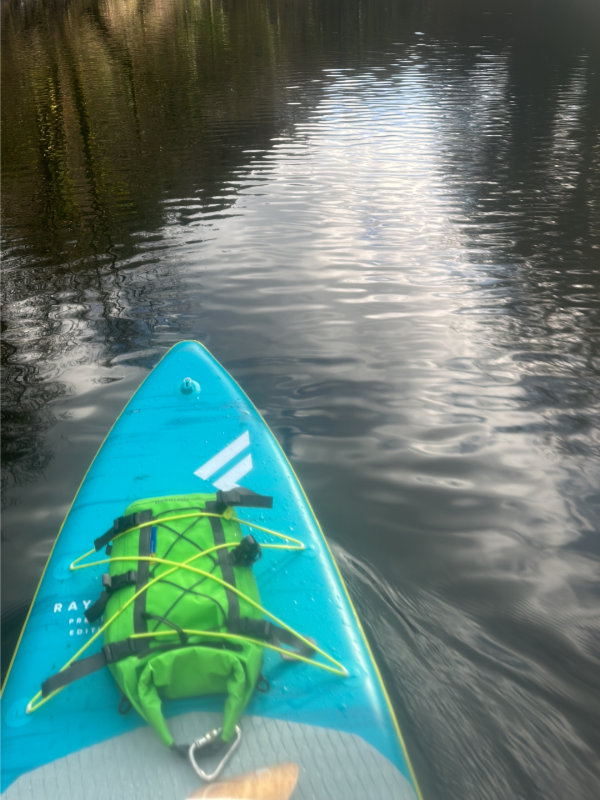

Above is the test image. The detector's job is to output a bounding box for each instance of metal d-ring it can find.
[188,725,242,781]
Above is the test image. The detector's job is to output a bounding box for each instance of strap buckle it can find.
[188,725,242,781]
[114,510,153,534]
[94,509,153,552]
[231,535,262,566]
[102,638,138,663]
[110,570,137,591]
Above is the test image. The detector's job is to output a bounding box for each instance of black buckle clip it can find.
[95,509,153,553]
[231,535,262,567]
[101,570,137,593]
[103,638,138,663]
[114,510,153,534]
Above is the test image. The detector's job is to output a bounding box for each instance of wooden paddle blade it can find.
[187,762,299,799]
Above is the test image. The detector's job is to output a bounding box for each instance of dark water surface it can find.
[2,0,600,797]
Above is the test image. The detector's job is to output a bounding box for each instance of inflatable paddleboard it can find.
[1,341,422,799]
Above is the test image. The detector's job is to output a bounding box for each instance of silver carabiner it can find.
[188,725,242,781]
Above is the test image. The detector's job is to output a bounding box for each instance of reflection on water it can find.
[2,1,600,798]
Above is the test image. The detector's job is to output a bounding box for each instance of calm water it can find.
[2,0,600,797]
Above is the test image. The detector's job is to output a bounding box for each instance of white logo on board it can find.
[53,600,100,637]
[194,431,253,490]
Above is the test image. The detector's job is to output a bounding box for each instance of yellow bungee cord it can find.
[27,509,347,713]
[69,509,304,570]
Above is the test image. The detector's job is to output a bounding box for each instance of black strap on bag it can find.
[41,638,145,697]
[231,618,316,659]
[216,489,273,512]
[85,571,138,623]
[94,510,153,553]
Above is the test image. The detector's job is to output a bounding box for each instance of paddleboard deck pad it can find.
[1,341,421,799]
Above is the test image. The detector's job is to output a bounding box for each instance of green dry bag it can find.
[40,489,314,777]
[98,491,267,750]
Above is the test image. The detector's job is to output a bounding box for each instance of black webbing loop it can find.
[85,591,110,623]
[118,693,133,715]
[215,489,273,512]
[256,673,270,693]
[94,509,153,552]
[85,570,138,623]
[109,570,138,591]
[232,618,316,658]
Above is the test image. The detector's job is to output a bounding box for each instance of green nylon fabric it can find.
[103,493,264,747]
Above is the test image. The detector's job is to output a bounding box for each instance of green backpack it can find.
[40,489,313,778]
